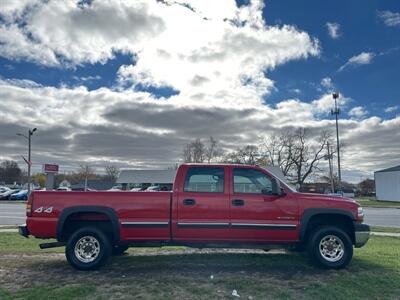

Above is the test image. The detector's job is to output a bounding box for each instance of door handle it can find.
[232,199,245,206]
[183,198,196,205]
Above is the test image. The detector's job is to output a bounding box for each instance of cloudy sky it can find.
[0,0,399,182]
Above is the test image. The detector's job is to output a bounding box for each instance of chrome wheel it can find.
[319,234,345,262]
[74,235,101,263]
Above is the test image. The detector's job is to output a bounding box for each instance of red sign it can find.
[22,156,32,166]
[43,164,59,173]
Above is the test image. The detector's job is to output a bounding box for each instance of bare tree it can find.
[183,138,205,163]
[259,132,294,176]
[183,137,223,163]
[205,136,224,163]
[168,163,179,170]
[79,165,95,191]
[358,179,375,196]
[105,165,120,182]
[183,143,193,163]
[288,129,332,188]
[78,165,95,179]
[224,145,260,165]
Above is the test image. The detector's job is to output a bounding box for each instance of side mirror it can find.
[271,179,285,196]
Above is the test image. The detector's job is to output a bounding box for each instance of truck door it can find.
[229,167,299,242]
[174,166,230,241]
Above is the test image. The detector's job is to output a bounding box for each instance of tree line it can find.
[0,161,120,188]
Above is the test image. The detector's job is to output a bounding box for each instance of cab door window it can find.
[233,168,273,194]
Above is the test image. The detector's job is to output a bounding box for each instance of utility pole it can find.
[326,141,335,193]
[17,128,37,194]
[331,92,342,194]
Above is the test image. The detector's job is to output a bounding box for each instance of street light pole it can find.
[331,93,342,194]
[17,128,37,194]
[28,130,32,193]
[326,141,335,193]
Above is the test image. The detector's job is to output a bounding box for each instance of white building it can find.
[374,165,400,202]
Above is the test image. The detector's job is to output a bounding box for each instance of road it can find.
[0,203,399,228]
[363,207,400,228]
[0,202,26,225]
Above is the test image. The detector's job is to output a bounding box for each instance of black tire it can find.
[307,226,353,269]
[112,245,129,256]
[65,227,112,270]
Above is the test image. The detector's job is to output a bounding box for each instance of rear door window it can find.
[184,167,224,193]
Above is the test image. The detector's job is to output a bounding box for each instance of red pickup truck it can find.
[19,164,370,270]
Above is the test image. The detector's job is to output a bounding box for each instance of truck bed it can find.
[27,191,172,241]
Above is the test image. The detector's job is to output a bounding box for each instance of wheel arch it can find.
[300,208,356,244]
[57,206,120,243]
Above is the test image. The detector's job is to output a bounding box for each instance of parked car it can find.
[0,189,20,200]
[0,186,11,193]
[145,184,173,191]
[109,185,123,191]
[10,189,28,200]
[57,187,71,191]
[145,185,161,191]
[20,163,370,271]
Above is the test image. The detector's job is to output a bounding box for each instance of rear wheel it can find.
[307,226,353,269]
[66,227,111,270]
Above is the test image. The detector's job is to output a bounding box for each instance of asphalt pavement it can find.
[0,202,26,225]
[0,202,399,228]
[363,207,400,228]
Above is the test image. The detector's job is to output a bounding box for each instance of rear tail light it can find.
[26,193,33,216]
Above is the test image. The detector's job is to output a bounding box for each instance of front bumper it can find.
[354,223,370,248]
[18,224,29,238]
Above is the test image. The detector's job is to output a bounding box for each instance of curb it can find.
[0,229,18,233]
[371,232,400,237]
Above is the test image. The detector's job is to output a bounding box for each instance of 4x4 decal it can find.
[34,206,53,213]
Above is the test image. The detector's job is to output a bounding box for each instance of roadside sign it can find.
[21,156,32,166]
[43,164,59,173]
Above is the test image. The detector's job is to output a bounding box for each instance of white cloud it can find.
[0,1,165,66]
[339,52,375,72]
[348,106,367,118]
[289,88,301,94]
[384,105,399,113]
[321,77,333,89]
[72,75,101,82]
[311,93,349,115]
[378,10,400,27]
[326,22,341,39]
[0,0,319,105]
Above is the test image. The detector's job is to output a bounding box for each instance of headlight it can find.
[357,207,364,218]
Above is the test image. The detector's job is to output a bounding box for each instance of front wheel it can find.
[307,226,353,269]
[65,227,112,270]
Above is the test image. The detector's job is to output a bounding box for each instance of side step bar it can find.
[39,242,66,249]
